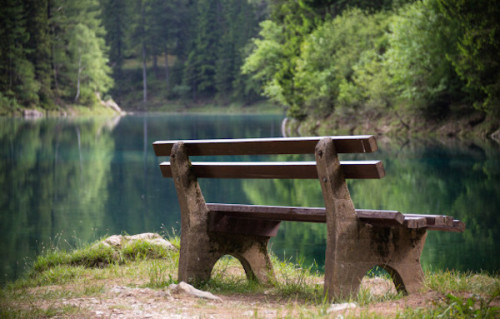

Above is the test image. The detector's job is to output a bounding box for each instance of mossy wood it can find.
[153,136,465,300]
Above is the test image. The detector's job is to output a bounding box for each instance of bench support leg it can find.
[170,142,273,285]
[315,138,426,301]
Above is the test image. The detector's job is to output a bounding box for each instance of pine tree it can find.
[0,0,40,107]
[183,0,220,98]
[24,0,54,108]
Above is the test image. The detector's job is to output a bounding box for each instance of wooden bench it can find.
[153,136,464,299]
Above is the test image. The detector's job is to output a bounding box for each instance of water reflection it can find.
[0,117,117,284]
[0,114,498,286]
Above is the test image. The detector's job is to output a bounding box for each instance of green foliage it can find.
[0,0,40,107]
[385,0,462,116]
[437,0,500,116]
[68,23,113,103]
[27,237,176,287]
[397,292,499,318]
[243,0,498,120]
[241,20,287,104]
[146,259,177,288]
[271,255,322,300]
[0,0,113,111]
[121,240,172,260]
[296,8,390,115]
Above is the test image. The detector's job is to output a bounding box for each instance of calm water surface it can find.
[1,114,499,285]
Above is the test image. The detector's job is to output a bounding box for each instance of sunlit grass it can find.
[1,235,498,318]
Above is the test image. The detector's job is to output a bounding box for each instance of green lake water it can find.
[1,114,499,285]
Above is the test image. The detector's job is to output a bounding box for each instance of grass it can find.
[1,236,498,318]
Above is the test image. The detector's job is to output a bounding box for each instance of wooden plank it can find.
[207,204,404,226]
[404,214,454,227]
[426,220,465,232]
[356,209,405,226]
[153,135,378,156]
[208,212,281,237]
[159,160,385,179]
[403,216,427,229]
[207,203,462,231]
[207,203,326,223]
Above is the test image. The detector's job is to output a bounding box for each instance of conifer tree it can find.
[0,0,40,106]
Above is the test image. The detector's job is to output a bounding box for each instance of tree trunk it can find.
[142,43,147,103]
[141,0,147,104]
[74,49,82,102]
[164,50,170,90]
[153,54,159,79]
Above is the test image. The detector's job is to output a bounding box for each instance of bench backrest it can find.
[153,135,384,180]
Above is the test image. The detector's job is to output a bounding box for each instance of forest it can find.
[0,0,499,122]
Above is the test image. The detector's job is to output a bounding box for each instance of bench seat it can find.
[206,203,465,232]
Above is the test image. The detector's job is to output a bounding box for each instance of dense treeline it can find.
[1,0,499,118]
[0,0,113,112]
[0,0,265,112]
[101,0,265,108]
[243,0,500,120]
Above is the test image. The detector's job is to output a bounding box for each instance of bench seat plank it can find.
[426,220,465,232]
[207,204,404,225]
[206,203,464,232]
[153,135,378,156]
[160,160,385,179]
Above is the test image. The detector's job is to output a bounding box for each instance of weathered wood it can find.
[207,203,326,223]
[160,160,385,179]
[170,142,275,285]
[427,220,465,232]
[403,216,427,229]
[404,214,454,227]
[153,135,465,301]
[153,135,378,156]
[207,204,462,231]
[208,213,281,237]
[207,203,405,226]
[356,209,405,226]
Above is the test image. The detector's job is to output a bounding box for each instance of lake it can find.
[1,114,499,286]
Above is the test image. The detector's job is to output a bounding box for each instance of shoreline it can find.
[284,109,500,143]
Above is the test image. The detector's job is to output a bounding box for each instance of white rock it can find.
[327,302,357,313]
[102,235,124,247]
[169,282,222,301]
[99,233,177,251]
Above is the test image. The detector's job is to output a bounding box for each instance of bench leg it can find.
[170,142,273,285]
[315,138,427,300]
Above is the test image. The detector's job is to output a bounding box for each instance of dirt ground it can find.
[22,277,475,319]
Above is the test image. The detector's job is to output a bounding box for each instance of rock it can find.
[103,235,123,247]
[327,302,357,314]
[491,128,500,144]
[96,92,125,115]
[168,282,222,301]
[23,109,44,118]
[100,233,177,251]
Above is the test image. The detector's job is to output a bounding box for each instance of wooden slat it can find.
[208,204,326,223]
[208,213,281,237]
[207,204,404,225]
[206,203,463,232]
[403,216,427,229]
[356,209,405,226]
[426,220,465,232]
[404,214,454,227]
[159,160,385,179]
[153,135,378,156]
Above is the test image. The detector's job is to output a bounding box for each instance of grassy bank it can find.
[1,236,498,318]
